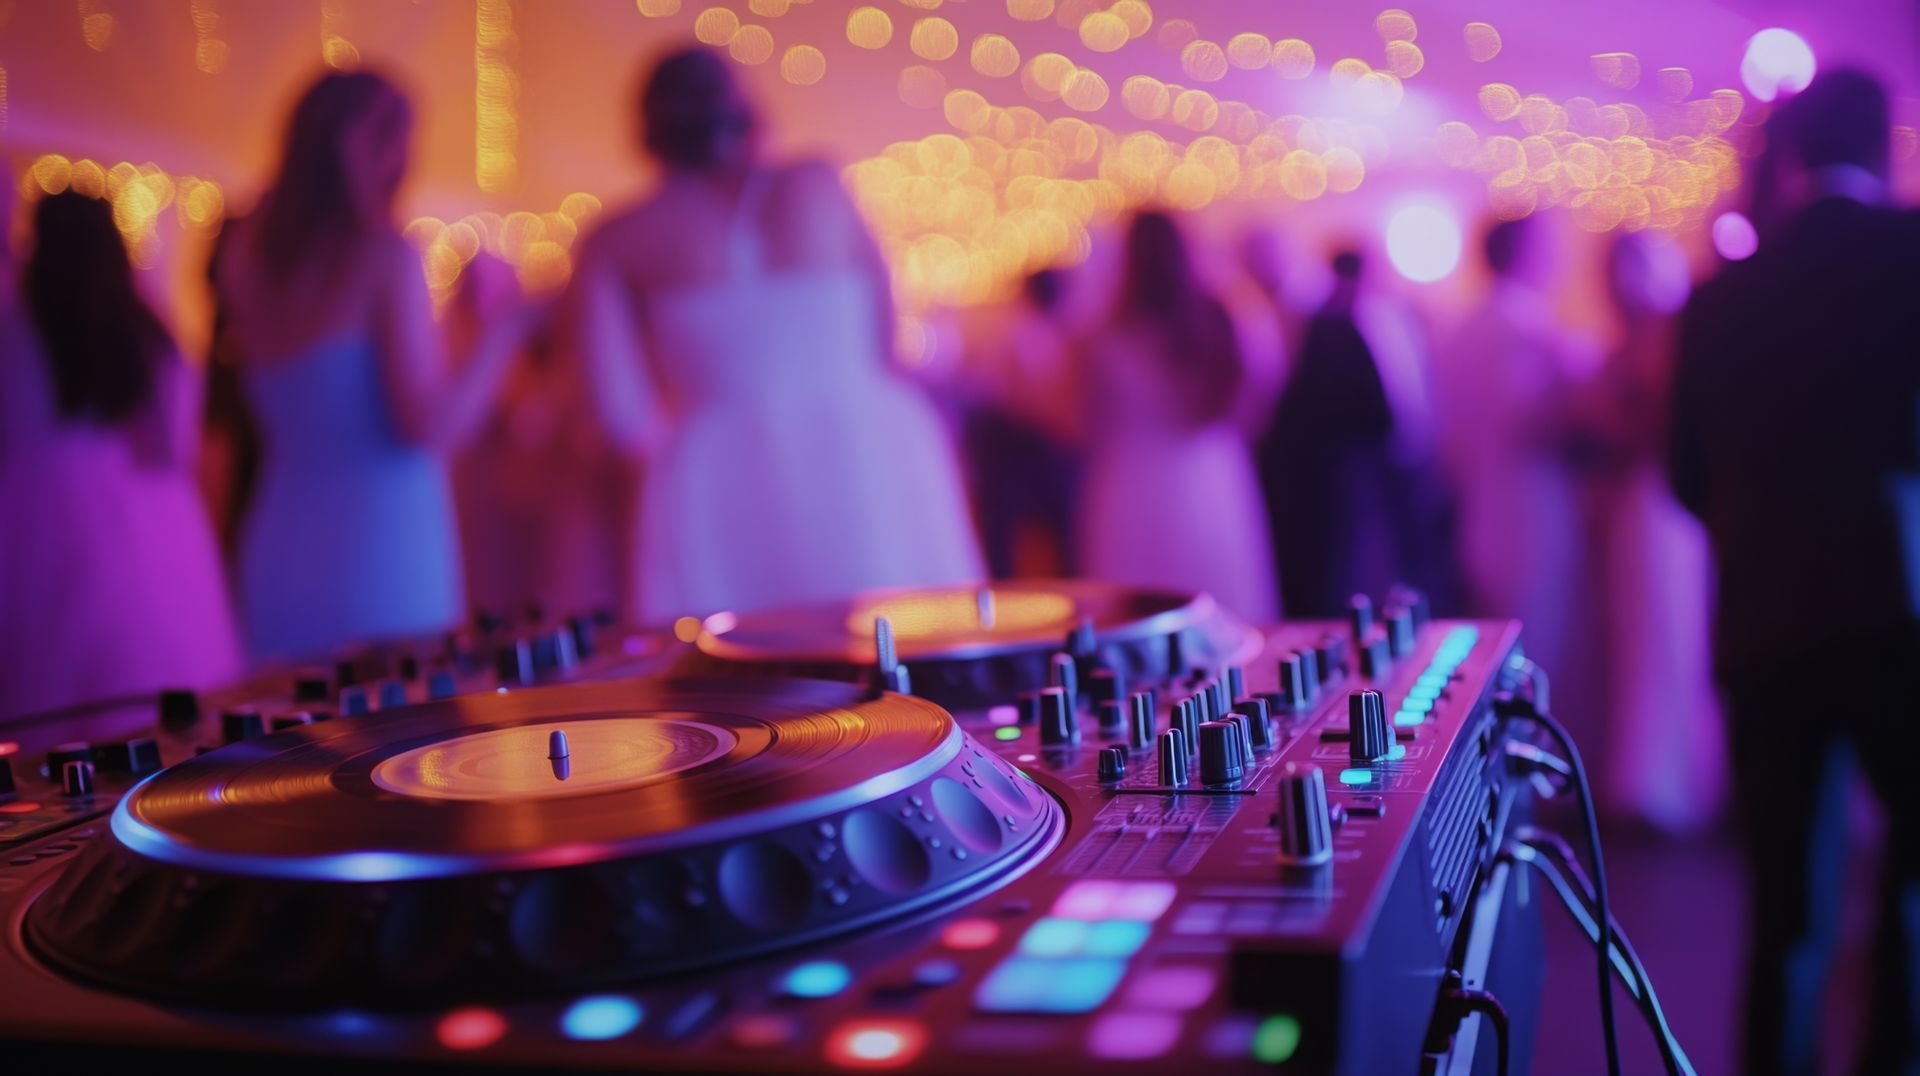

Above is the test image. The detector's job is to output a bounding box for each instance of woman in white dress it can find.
[1074,211,1276,621]
[0,191,242,718]
[569,48,982,621]
[1590,230,1725,833]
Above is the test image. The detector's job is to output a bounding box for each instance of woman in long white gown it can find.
[1074,212,1276,621]
[0,192,241,718]
[570,48,981,622]
[1590,231,1725,833]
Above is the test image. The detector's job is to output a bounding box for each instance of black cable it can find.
[1500,836,1694,1076]
[1496,692,1621,1076]
[1515,828,1691,1076]
[1445,988,1511,1076]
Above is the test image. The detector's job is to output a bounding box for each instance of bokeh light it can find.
[1740,28,1815,102]
[1386,203,1463,282]
[1711,211,1759,260]
[1463,21,1501,62]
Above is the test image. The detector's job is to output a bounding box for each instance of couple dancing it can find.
[222,47,981,662]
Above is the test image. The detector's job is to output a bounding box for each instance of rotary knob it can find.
[222,708,266,744]
[1275,762,1334,866]
[95,737,163,775]
[1171,698,1200,756]
[1097,746,1127,783]
[1276,653,1308,710]
[1315,634,1346,682]
[157,689,201,730]
[377,679,410,709]
[339,686,371,716]
[1157,728,1190,787]
[496,638,536,686]
[1198,721,1245,785]
[47,742,93,776]
[1049,652,1078,711]
[1348,690,1395,764]
[1349,594,1374,641]
[1384,604,1416,658]
[1225,665,1246,702]
[1357,631,1391,680]
[1127,691,1156,750]
[427,669,459,700]
[1233,697,1275,751]
[61,760,96,798]
[1087,668,1123,713]
[1036,687,1078,746]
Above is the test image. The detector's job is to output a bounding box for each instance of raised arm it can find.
[371,237,528,451]
[563,236,665,458]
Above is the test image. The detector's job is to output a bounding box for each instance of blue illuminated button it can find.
[781,960,853,998]
[975,957,1128,1014]
[1019,917,1090,957]
[1385,744,1407,761]
[1338,768,1373,786]
[1401,696,1433,714]
[561,995,643,1041]
[912,959,963,987]
[1394,710,1425,728]
[1084,919,1152,958]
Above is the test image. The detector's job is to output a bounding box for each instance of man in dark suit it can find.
[1671,69,1920,1076]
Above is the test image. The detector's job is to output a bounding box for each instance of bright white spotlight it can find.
[1385,204,1462,283]
[1740,28,1815,102]
[1712,211,1759,261]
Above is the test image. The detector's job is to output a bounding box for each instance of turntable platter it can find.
[27,678,1062,1007]
[689,580,1259,708]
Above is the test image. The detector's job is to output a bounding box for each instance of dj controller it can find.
[0,582,1546,1074]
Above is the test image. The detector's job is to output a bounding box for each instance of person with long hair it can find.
[0,190,241,718]
[567,47,981,620]
[214,70,532,661]
[1074,210,1274,620]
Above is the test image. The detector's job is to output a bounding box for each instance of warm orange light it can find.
[694,6,740,44]
[1374,9,1417,43]
[1226,33,1272,70]
[910,16,958,61]
[1464,21,1501,62]
[1180,40,1228,82]
[970,34,1019,78]
[846,6,893,49]
[1078,11,1129,53]
[779,44,826,85]
[1591,52,1642,90]
[1272,38,1315,79]
[728,23,774,64]
[1385,40,1423,79]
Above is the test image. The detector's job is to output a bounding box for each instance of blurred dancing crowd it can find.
[2,48,1918,1073]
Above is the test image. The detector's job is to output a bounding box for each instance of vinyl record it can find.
[30,677,1062,1006]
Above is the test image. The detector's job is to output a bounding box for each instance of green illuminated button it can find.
[1252,1014,1303,1063]
[994,726,1021,742]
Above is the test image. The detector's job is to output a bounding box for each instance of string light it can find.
[78,0,113,51]
[475,0,519,194]
[321,1,358,69]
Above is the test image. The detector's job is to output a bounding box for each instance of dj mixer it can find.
[0,583,1542,1074]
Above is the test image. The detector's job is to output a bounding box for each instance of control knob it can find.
[1198,721,1245,785]
[1348,690,1396,764]
[1036,687,1078,746]
[1157,728,1190,787]
[1275,763,1334,865]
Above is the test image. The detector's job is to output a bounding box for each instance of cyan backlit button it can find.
[1083,920,1152,958]
[1019,917,1091,957]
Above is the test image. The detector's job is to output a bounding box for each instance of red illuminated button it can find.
[436,1007,508,1051]
[941,917,1000,950]
[825,1018,928,1069]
